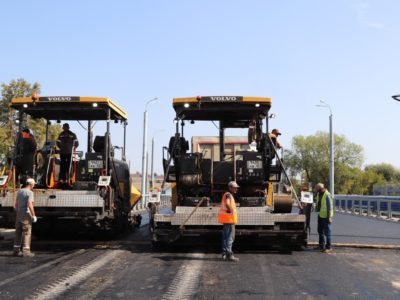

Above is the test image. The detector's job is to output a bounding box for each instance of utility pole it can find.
[141,97,159,206]
[316,100,334,197]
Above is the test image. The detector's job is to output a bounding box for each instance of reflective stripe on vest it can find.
[316,191,334,218]
[218,192,238,224]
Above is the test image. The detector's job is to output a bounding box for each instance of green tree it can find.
[0,78,41,124]
[358,168,385,195]
[284,131,364,194]
[0,78,61,157]
[364,163,400,183]
[0,79,41,156]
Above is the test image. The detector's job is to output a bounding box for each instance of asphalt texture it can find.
[0,212,400,300]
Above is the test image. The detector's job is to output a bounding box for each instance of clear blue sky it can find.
[1,0,400,173]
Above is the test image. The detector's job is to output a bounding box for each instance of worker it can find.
[299,186,313,235]
[269,128,283,149]
[15,128,37,183]
[218,181,239,262]
[314,183,333,253]
[13,178,37,257]
[56,123,78,184]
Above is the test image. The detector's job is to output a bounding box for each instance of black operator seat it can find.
[92,135,115,157]
[93,135,105,153]
[168,136,189,156]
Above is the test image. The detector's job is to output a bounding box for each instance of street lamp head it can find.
[316,100,332,115]
[145,97,160,110]
[392,94,400,101]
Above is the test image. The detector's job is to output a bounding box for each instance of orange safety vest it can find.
[218,192,238,224]
[22,132,30,139]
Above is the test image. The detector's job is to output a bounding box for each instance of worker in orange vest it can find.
[218,181,239,262]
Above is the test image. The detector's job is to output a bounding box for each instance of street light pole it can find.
[151,129,165,189]
[141,97,159,206]
[316,100,334,197]
[329,111,334,197]
[151,137,155,189]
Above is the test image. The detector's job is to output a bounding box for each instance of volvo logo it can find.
[210,96,237,101]
[39,96,80,102]
[47,97,72,101]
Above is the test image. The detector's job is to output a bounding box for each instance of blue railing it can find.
[334,195,400,221]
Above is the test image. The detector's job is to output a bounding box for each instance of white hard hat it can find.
[26,178,36,186]
[228,181,240,188]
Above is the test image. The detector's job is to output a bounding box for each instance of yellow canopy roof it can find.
[10,96,128,121]
[172,96,272,122]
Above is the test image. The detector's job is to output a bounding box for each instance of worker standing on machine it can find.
[269,128,283,149]
[57,123,78,184]
[15,128,37,184]
[218,181,239,262]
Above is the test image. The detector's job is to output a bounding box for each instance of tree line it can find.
[0,78,61,161]
[284,131,400,195]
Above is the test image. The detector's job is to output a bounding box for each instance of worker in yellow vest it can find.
[218,181,239,262]
[314,183,334,253]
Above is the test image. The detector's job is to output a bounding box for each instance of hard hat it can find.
[26,178,36,186]
[228,181,240,188]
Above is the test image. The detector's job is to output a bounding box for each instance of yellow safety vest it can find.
[316,191,334,218]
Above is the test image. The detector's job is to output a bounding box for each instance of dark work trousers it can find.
[302,203,312,234]
[317,216,332,249]
[16,154,34,184]
[59,153,71,181]
[222,224,235,255]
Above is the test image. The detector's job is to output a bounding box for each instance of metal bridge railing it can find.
[334,195,400,221]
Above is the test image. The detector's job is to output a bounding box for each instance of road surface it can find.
[0,213,399,300]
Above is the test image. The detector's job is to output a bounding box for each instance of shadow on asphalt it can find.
[1,224,309,256]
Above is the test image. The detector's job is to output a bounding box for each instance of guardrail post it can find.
[388,201,392,220]
[377,200,380,217]
[359,200,362,215]
[367,200,371,216]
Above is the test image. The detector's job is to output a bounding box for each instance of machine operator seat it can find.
[93,135,105,153]
[168,136,189,156]
[93,135,114,156]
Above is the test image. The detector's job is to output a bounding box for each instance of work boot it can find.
[22,252,35,258]
[322,248,333,254]
[222,253,227,261]
[13,250,22,257]
[226,255,239,262]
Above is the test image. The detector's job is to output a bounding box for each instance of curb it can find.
[307,241,400,250]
